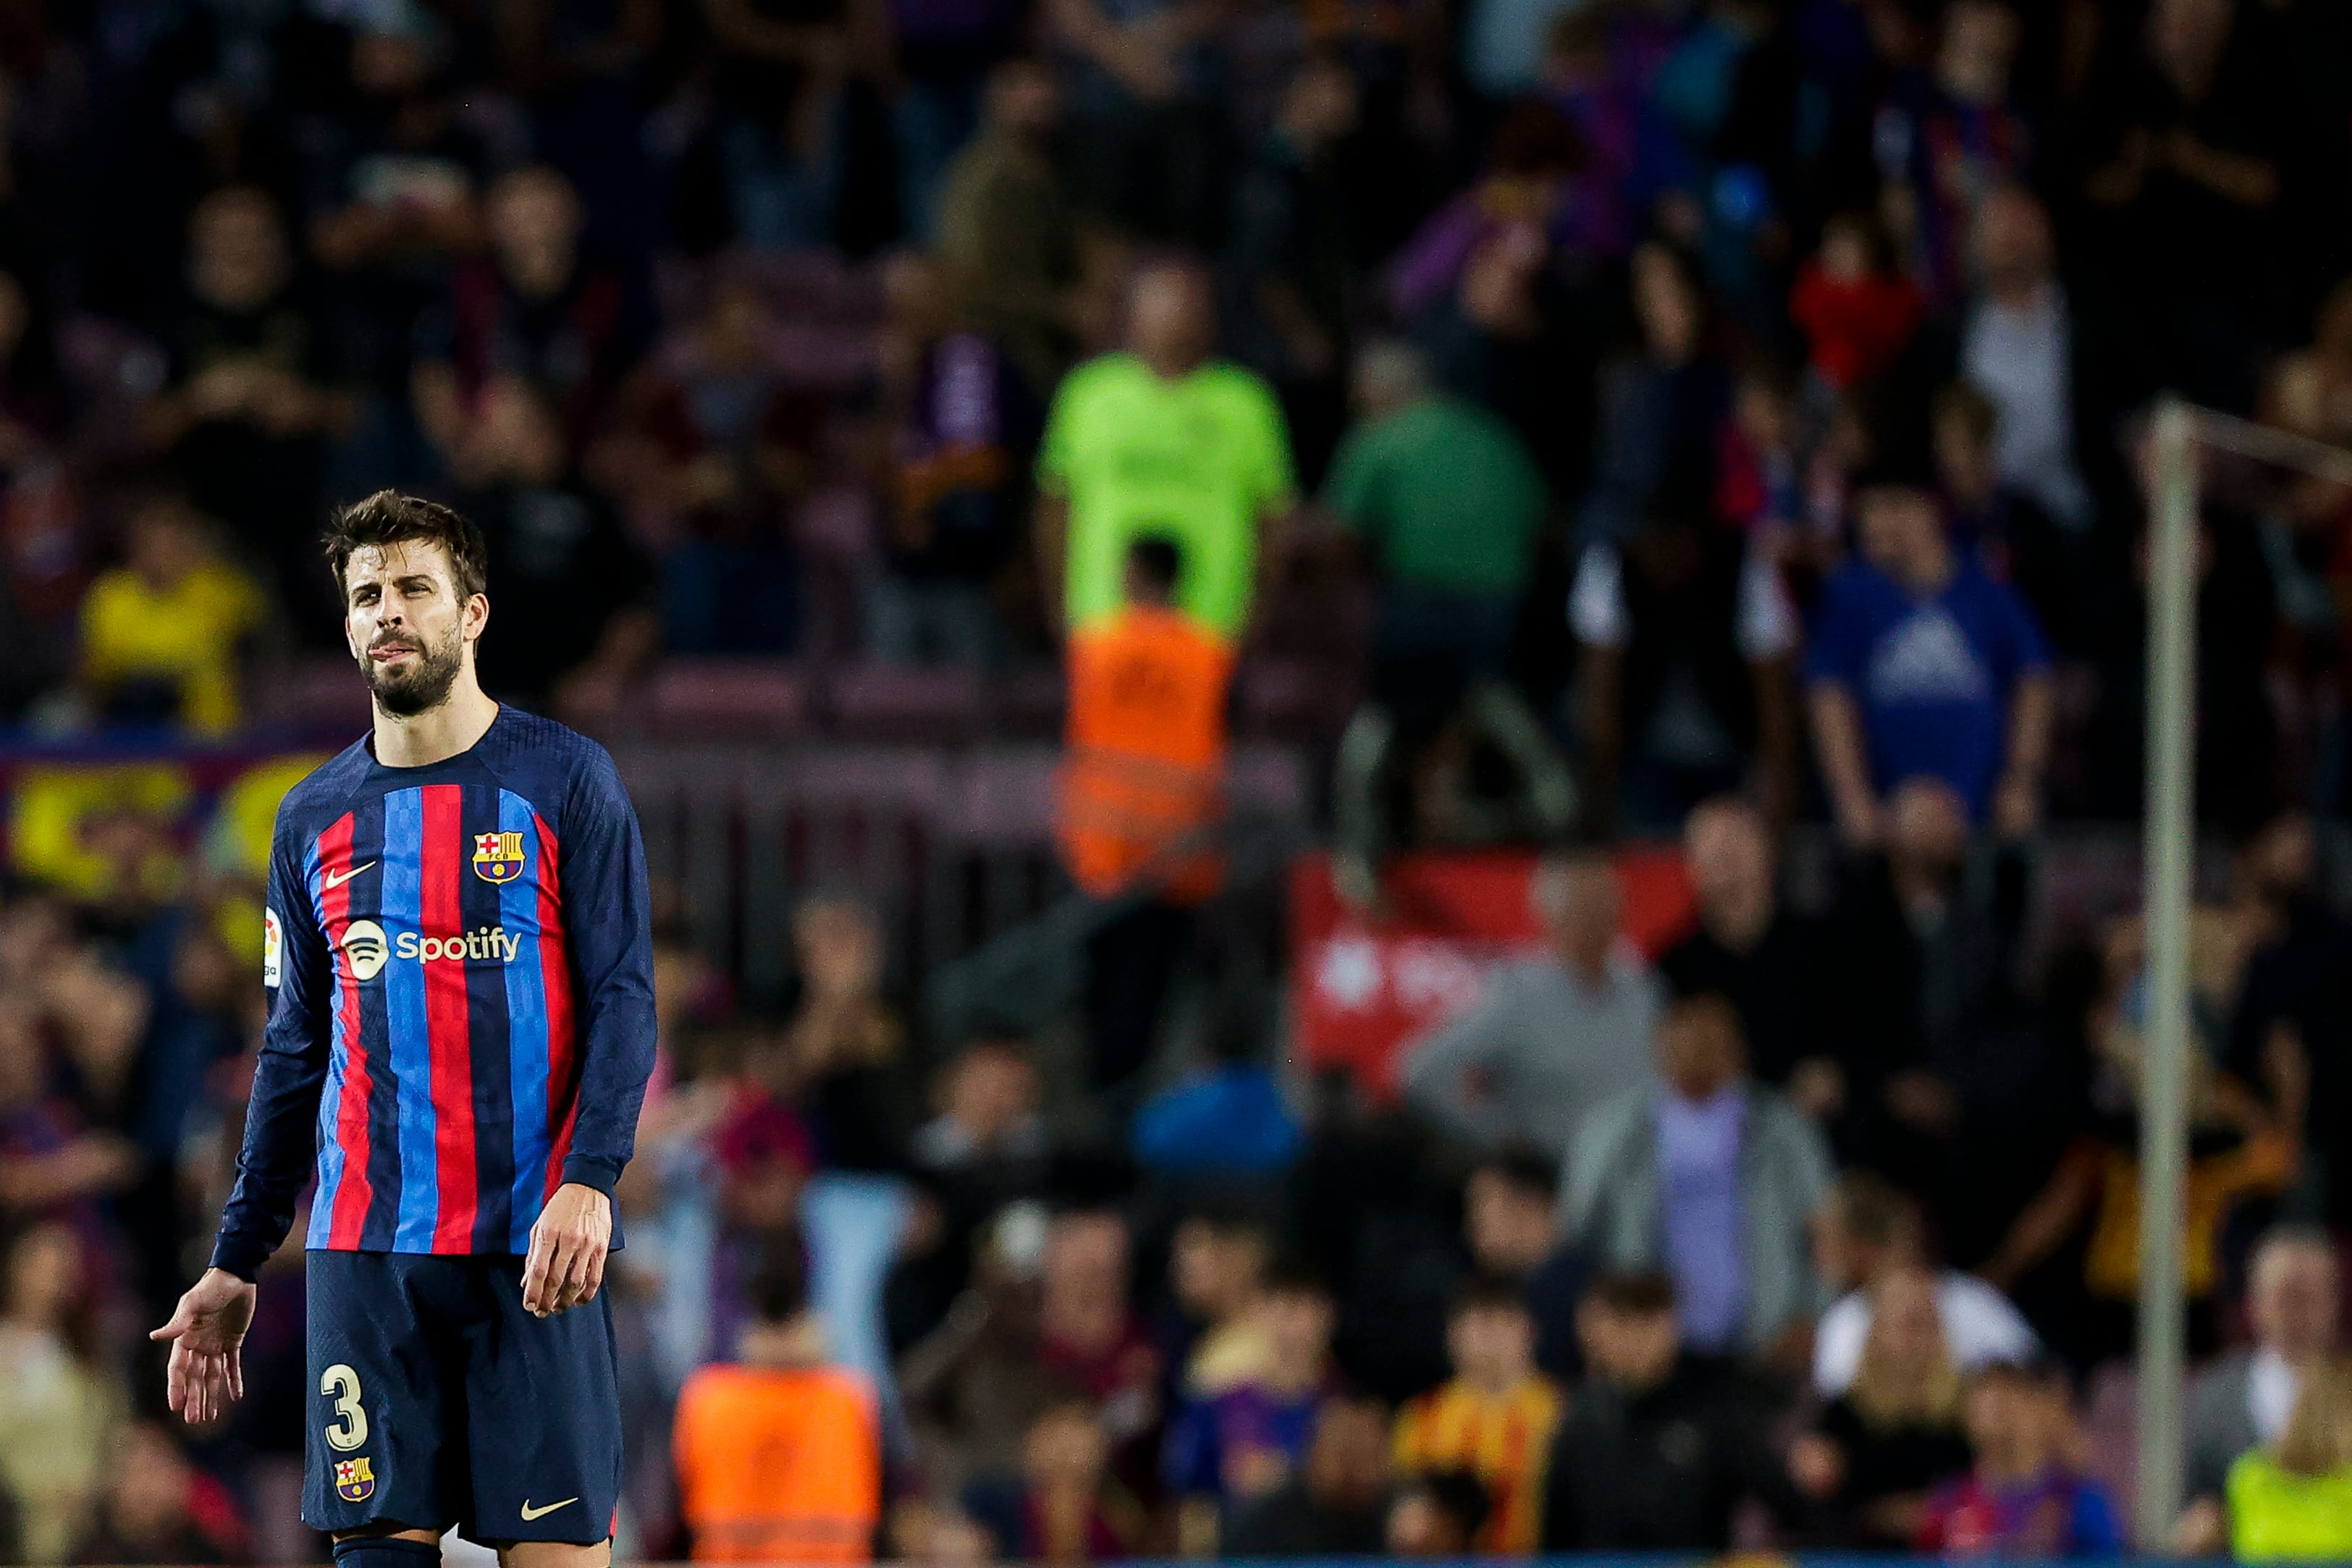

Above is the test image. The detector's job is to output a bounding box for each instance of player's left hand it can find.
[522,1182,612,1317]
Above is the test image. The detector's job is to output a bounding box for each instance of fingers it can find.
[229,1344,245,1403]
[520,1224,557,1315]
[167,1341,190,1417]
[581,1244,607,1304]
[553,1236,596,1314]
[151,1299,194,1343]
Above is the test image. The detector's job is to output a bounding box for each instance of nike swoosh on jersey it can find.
[519,1498,579,1522]
[322,860,378,890]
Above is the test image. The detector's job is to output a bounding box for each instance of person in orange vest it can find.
[1058,534,1237,1094]
[672,1248,882,1563]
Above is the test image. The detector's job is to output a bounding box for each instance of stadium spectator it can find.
[903,1209,1070,1501]
[1789,212,1923,395]
[1812,1173,2035,1401]
[68,1422,246,1566]
[1658,796,1840,1104]
[781,895,917,1173]
[1000,1397,1144,1561]
[1326,340,1571,898]
[1163,1210,1274,1398]
[1950,187,2094,531]
[0,1223,126,1564]
[1577,243,1730,552]
[2177,1225,2342,1551]
[1806,464,2053,840]
[2222,1357,2352,1563]
[1056,535,1236,1094]
[1914,1357,2122,1556]
[1221,1394,1390,1557]
[1569,492,1800,835]
[1559,990,1834,1365]
[1163,1260,1336,1549]
[1540,1271,1808,1551]
[1390,1275,1561,1554]
[934,61,1082,399]
[1932,382,2079,657]
[1222,55,1362,476]
[146,188,347,625]
[1873,0,2027,310]
[1037,261,1295,641]
[598,274,822,655]
[869,251,1040,667]
[1398,851,1661,1163]
[1131,1015,1303,1178]
[2221,809,2352,1223]
[912,1034,1053,1232]
[1795,1265,1976,1547]
[1034,1209,1161,1499]
[1382,1469,1489,1558]
[413,166,649,473]
[1462,1147,1585,1381]
[75,492,268,736]
[674,1248,884,1562]
[450,376,652,706]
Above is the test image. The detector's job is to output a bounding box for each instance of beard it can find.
[362,623,465,717]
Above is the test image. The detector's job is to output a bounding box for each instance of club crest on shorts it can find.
[334,1457,376,1503]
[473,831,526,885]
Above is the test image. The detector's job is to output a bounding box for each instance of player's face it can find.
[342,540,486,717]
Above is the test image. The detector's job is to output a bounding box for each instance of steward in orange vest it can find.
[1058,536,1237,904]
[673,1252,882,1563]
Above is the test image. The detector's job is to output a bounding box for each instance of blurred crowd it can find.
[12,0,2352,1561]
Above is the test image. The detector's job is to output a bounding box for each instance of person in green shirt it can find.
[2228,1357,2352,1562]
[1035,261,1297,638]
[1320,341,1570,906]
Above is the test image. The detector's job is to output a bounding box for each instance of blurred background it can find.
[7,0,2352,1560]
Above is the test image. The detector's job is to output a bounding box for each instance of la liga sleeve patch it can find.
[264,906,282,988]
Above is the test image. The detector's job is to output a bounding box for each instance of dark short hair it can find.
[1473,1144,1559,1200]
[1262,1254,1335,1301]
[323,491,489,603]
[1405,1470,1491,1538]
[746,1242,810,1325]
[1585,1270,1677,1317]
[1126,534,1184,598]
[1449,1272,1533,1321]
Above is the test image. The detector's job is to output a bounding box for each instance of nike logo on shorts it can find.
[519,1498,578,1522]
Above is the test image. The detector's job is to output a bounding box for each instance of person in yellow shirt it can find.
[78,492,266,736]
[673,1249,882,1563]
[1391,1275,1564,1554]
[2227,1357,2352,1562]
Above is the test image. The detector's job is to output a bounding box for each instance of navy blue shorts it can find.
[304,1250,620,1545]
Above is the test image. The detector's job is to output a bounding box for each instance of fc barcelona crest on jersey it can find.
[473,831,526,885]
[334,1457,376,1503]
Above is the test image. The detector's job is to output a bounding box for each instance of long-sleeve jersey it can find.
[211,706,657,1279]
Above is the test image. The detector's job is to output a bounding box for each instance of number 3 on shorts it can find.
[321,1363,369,1452]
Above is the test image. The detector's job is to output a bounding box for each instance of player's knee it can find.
[332,1530,442,1568]
[496,1538,612,1568]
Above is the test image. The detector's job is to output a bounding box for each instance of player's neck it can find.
[374,673,501,768]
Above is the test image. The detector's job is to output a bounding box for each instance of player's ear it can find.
[463,591,489,644]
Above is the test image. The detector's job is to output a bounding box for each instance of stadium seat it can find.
[827,662,985,743]
[641,659,811,741]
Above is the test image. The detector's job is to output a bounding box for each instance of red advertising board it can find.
[1288,847,1700,1097]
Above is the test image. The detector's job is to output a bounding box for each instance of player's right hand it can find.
[151,1268,258,1425]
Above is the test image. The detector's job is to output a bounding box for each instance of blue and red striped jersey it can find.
[211,707,657,1276]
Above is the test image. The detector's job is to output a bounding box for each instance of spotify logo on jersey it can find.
[340,920,389,982]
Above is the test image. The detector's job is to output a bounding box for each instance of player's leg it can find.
[460,1256,624,1556]
[304,1252,460,1545]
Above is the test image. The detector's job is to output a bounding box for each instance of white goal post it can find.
[2137,400,2352,1546]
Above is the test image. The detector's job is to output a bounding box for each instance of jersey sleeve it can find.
[210,812,334,1279]
[555,744,658,1197]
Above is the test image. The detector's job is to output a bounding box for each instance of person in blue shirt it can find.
[1806,467,2052,842]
